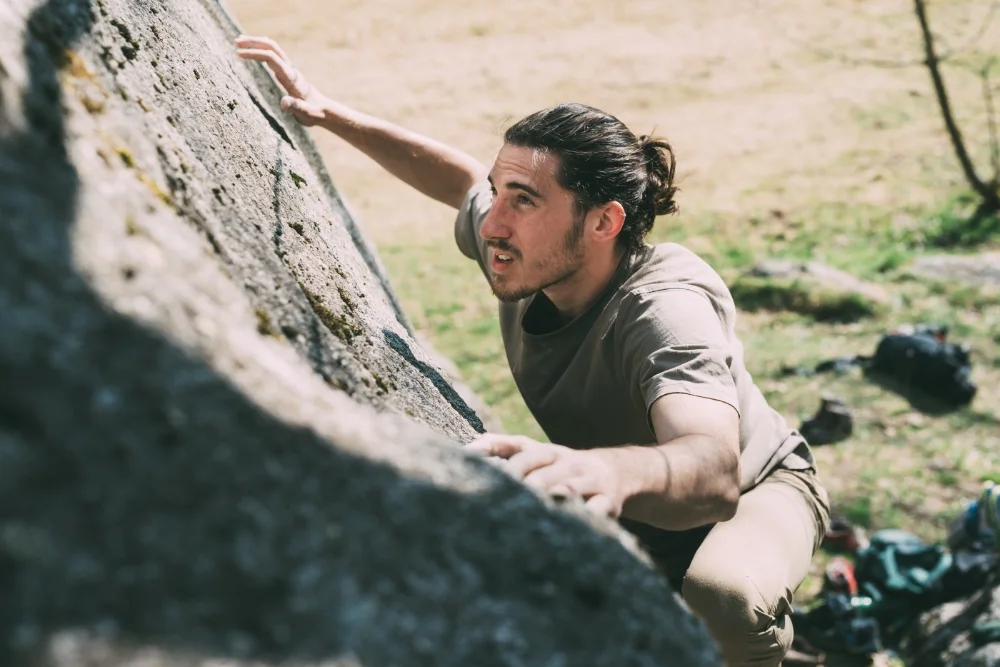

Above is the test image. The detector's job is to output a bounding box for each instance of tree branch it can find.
[914,0,995,203]
[982,60,1000,184]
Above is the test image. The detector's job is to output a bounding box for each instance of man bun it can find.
[637,135,678,218]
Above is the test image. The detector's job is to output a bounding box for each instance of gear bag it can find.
[782,325,977,406]
[868,326,976,406]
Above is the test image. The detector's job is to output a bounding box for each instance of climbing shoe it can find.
[800,396,854,445]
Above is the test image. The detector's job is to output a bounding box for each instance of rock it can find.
[903,573,1000,667]
[910,254,1000,288]
[0,0,721,666]
[414,332,507,434]
[730,260,890,322]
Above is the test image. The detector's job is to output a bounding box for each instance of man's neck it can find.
[543,247,627,321]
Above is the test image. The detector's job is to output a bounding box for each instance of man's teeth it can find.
[497,253,512,262]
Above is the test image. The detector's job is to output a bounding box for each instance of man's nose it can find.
[479,207,511,241]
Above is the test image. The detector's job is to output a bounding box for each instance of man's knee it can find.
[681,565,793,667]
[681,567,775,639]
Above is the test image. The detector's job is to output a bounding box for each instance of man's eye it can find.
[516,194,534,206]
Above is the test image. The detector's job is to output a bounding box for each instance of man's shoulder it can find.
[621,242,732,304]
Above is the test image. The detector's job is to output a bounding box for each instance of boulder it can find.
[730,260,890,322]
[903,573,1000,667]
[909,254,1000,288]
[0,0,720,665]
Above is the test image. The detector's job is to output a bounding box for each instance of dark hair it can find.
[503,102,678,252]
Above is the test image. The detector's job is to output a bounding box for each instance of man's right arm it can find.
[236,36,487,209]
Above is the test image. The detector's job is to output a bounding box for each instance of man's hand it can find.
[235,35,327,126]
[464,434,623,518]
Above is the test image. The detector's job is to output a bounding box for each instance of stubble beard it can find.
[489,217,586,303]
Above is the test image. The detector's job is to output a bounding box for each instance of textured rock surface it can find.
[0,0,721,665]
[903,573,1000,667]
[910,253,1000,288]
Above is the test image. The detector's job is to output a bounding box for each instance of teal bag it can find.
[853,530,953,637]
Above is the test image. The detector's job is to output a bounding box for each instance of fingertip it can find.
[279,96,296,111]
[584,494,615,517]
[547,484,574,499]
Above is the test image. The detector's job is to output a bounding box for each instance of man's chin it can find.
[490,277,535,303]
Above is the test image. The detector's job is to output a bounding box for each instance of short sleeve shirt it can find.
[455,182,813,554]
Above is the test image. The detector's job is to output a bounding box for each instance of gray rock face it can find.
[910,254,1000,288]
[0,0,721,665]
[904,574,1000,667]
[747,260,891,306]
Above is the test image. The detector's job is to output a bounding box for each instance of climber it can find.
[236,35,831,667]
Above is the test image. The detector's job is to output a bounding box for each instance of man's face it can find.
[480,144,588,303]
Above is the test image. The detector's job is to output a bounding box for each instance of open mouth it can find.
[490,249,516,273]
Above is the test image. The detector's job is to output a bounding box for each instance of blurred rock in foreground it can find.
[0,0,721,665]
[903,572,1000,667]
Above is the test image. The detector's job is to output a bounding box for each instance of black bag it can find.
[868,326,977,406]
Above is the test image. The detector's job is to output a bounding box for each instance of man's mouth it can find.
[490,248,517,274]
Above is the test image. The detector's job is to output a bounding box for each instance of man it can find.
[237,35,831,667]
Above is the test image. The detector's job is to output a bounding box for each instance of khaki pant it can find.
[655,468,831,667]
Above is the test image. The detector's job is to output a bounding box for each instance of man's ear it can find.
[591,201,626,242]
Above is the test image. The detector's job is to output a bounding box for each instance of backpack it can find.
[781,325,977,407]
[867,326,977,406]
[853,530,954,638]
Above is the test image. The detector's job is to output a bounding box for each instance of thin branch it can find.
[982,60,1000,183]
[914,0,995,202]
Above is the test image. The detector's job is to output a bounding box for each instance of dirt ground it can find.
[225,0,1000,244]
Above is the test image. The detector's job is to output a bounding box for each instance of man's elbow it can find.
[714,450,741,522]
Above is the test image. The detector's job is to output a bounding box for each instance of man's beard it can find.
[489,218,585,303]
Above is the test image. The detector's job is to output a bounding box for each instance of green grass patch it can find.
[898,191,1000,248]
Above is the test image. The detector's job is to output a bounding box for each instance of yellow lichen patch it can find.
[62,50,93,79]
[137,172,174,209]
[254,308,278,337]
[58,50,107,115]
[79,89,106,114]
[115,147,135,168]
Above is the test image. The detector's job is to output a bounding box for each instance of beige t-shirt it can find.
[455,182,813,553]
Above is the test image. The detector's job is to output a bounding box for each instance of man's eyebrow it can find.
[508,181,544,199]
[486,174,543,199]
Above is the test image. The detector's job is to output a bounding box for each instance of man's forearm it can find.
[317,97,487,209]
[595,436,741,531]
